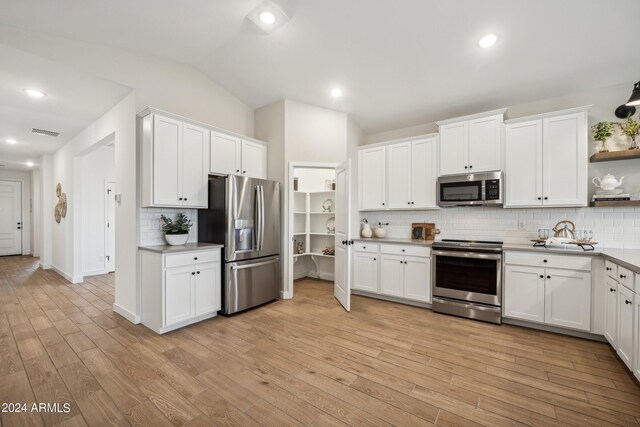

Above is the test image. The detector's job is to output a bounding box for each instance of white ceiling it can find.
[0,43,131,170]
[0,0,639,136]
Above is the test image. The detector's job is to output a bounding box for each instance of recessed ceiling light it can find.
[478,34,497,48]
[24,88,46,98]
[6,138,17,144]
[331,88,343,98]
[259,11,276,25]
[26,161,34,167]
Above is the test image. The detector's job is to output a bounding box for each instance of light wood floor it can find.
[1,256,639,426]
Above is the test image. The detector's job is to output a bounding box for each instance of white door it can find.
[105,181,116,272]
[358,147,386,210]
[403,256,430,303]
[411,137,437,209]
[503,265,545,322]
[210,131,241,175]
[604,278,618,346]
[542,113,587,206]
[164,266,194,326]
[0,180,22,256]
[241,140,267,179]
[153,115,181,206]
[505,120,543,207]
[194,262,221,316]
[334,159,352,311]
[616,285,634,369]
[380,254,404,297]
[439,122,468,175]
[387,142,412,209]
[181,123,208,208]
[468,115,501,173]
[353,252,378,293]
[544,268,591,331]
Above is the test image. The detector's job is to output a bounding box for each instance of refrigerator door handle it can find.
[259,185,265,251]
[254,185,263,252]
[230,256,279,270]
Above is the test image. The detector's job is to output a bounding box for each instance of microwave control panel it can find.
[485,179,500,200]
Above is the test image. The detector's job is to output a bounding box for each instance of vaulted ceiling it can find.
[0,0,638,138]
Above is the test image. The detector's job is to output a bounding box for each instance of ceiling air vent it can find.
[31,128,60,137]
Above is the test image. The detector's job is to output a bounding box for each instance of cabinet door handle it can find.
[17,227,21,230]
[469,165,473,169]
[464,166,468,169]
[610,288,616,292]
[197,271,201,274]
[411,202,415,205]
[373,258,376,261]
[243,170,246,174]
[546,275,551,279]
[543,259,548,263]
[537,197,542,200]
[620,274,626,279]
[544,197,548,200]
[382,202,385,206]
[402,249,405,252]
[407,202,411,205]
[191,272,195,275]
[178,197,183,201]
[539,275,544,278]
[625,300,632,305]
[606,267,611,271]
[194,257,198,260]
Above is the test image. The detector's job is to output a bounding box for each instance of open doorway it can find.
[288,163,338,297]
[78,140,116,276]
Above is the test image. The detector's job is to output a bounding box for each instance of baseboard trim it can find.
[280,291,293,300]
[83,269,110,277]
[502,318,606,342]
[40,263,52,269]
[51,266,83,284]
[113,303,141,324]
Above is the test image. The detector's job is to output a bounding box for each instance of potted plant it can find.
[160,212,193,246]
[591,121,615,152]
[616,115,640,150]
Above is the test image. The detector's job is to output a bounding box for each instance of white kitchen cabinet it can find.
[503,265,545,323]
[140,111,209,208]
[380,254,404,297]
[140,247,222,334]
[604,278,618,346]
[411,137,438,209]
[241,139,268,179]
[438,111,504,175]
[505,119,543,207]
[544,268,591,331]
[353,251,379,293]
[359,146,387,210]
[503,251,591,331]
[634,296,640,381]
[403,255,431,303]
[210,133,267,179]
[387,142,412,209]
[617,284,634,369]
[505,107,589,208]
[210,131,241,176]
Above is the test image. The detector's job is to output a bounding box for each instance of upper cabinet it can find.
[210,131,267,179]
[438,110,504,175]
[359,135,438,211]
[141,113,208,208]
[139,108,268,208]
[505,107,589,208]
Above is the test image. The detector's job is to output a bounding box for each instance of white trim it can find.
[504,105,593,125]
[40,263,51,269]
[280,290,293,299]
[502,318,605,342]
[352,290,433,309]
[137,107,267,146]
[83,269,111,277]
[358,132,439,150]
[0,178,24,256]
[113,303,141,324]
[436,108,507,126]
[51,265,83,284]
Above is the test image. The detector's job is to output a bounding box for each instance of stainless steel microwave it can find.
[437,171,503,207]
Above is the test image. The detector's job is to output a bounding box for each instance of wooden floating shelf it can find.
[590,200,640,207]
[589,149,640,163]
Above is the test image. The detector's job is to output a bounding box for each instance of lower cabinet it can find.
[503,252,591,332]
[141,247,222,334]
[604,278,618,346]
[617,284,635,370]
[634,296,640,381]
[352,242,431,304]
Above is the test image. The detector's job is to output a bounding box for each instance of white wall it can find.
[39,155,53,268]
[80,145,115,275]
[0,169,32,255]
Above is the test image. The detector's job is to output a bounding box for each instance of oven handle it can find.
[432,249,502,260]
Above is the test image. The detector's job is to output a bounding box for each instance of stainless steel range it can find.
[432,239,503,324]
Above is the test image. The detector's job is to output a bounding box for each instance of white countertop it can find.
[354,237,434,246]
[139,242,224,254]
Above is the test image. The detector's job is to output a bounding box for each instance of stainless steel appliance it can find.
[437,171,502,207]
[432,239,503,324]
[198,175,281,314]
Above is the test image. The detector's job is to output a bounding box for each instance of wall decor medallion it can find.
[54,183,67,224]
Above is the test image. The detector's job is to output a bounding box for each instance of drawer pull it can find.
[625,300,632,305]
[619,274,626,279]
[373,258,376,261]
[543,259,548,263]
[194,257,198,260]
[539,275,543,278]
[402,249,405,252]
[546,275,551,279]
[191,272,195,275]
[610,288,616,292]
[197,271,201,274]
[606,267,611,271]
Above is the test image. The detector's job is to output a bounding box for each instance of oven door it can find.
[437,179,484,206]
[432,250,502,306]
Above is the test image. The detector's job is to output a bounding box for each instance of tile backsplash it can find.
[139,208,198,246]
[361,206,640,249]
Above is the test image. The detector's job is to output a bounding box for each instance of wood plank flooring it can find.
[1,255,639,426]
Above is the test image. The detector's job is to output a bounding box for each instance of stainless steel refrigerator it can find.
[198,175,281,315]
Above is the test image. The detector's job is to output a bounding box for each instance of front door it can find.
[334,160,351,311]
[0,180,22,256]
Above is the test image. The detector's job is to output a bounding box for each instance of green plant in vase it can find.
[591,121,615,152]
[160,212,193,245]
[616,115,640,150]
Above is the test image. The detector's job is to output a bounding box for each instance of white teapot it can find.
[592,174,624,191]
